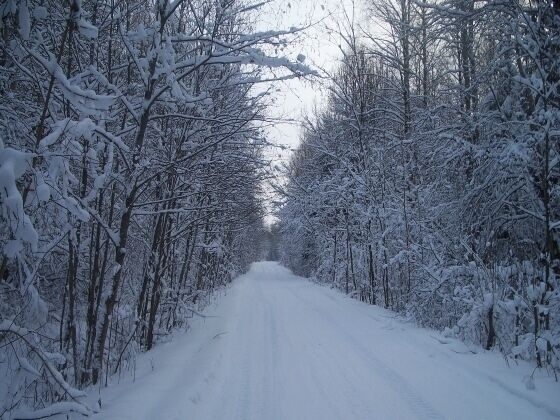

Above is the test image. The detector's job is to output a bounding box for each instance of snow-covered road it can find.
[87,262,560,420]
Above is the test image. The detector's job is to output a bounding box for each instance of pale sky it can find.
[257,0,363,154]
[254,0,365,224]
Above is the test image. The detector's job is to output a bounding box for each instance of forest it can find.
[280,0,559,379]
[0,0,308,416]
[0,0,559,418]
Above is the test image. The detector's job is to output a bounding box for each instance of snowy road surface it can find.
[86,262,560,420]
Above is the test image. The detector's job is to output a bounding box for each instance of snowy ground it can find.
[77,262,560,420]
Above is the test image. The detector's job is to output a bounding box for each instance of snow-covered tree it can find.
[0,0,311,416]
[279,0,559,376]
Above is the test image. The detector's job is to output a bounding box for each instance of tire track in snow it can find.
[234,284,254,420]
[273,279,407,419]
[274,290,348,420]
[289,285,446,420]
[263,286,283,419]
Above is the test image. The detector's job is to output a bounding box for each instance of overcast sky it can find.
[254,0,365,223]
[256,0,364,158]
